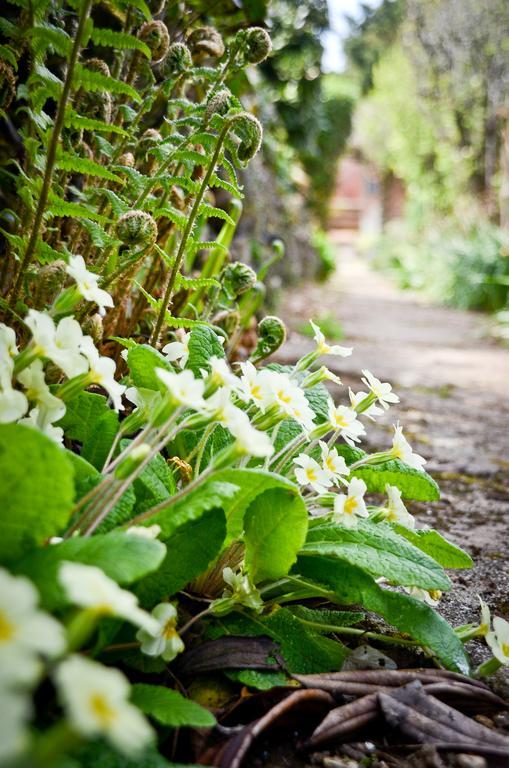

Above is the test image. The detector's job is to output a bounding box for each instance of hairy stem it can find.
[10,0,94,305]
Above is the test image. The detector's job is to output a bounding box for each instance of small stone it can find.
[473,714,494,729]
[454,755,486,768]
[493,710,509,730]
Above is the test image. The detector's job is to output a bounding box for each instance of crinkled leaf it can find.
[131,684,216,727]
[57,391,112,443]
[353,458,440,502]
[15,532,166,610]
[127,344,173,391]
[244,487,308,583]
[302,521,450,591]
[81,409,119,470]
[391,525,473,569]
[185,325,225,377]
[0,425,74,562]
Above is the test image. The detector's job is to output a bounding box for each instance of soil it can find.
[276,235,509,693]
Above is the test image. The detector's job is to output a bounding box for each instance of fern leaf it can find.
[171,149,206,166]
[73,64,140,102]
[56,151,123,183]
[189,66,217,82]
[64,109,128,136]
[80,219,120,248]
[156,175,199,195]
[29,23,72,58]
[186,239,228,255]
[175,274,220,290]
[150,206,187,231]
[89,27,151,59]
[0,44,17,68]
[198,204,234,226]
[37,240,69,265]
[116,0,151,21]
[95,189,129,217]
[209,173,243,198]
[45,196,111,224]
[219,155,239,186]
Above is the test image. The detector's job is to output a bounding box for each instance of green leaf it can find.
[89,27,151,58]
[353,458,440,502]
[45,195,111,224]
[198,203,235,226]
[0,425,74,562]
[81,409,119,470]
[127,344,173,390]
[302,521,450,591]
[71,741,177,768]
[131,684,216,727]
[73,63,141,102]
[15,531,166,610]
[244,487,308,582]
[391,525,473,569]
[137,507,226,605]
[130,449,177,516]
[185,324,225,376]
[213,468,303,544]
[210,607,348,674]
[56,151,123,183]
[57,391,112,443]
[225,669,289,690]
[287,605,365,631]
[64,109,128,136]
[295,556,469,674]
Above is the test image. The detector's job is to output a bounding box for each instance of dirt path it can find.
[277,236,509,683]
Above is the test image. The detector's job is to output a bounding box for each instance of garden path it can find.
[276,234,509,681]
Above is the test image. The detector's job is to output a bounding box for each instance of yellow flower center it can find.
[344,497,358,515]
[502,642,509,657]
[163,620,178,640]
[277,390,292,404]
[325,456,335,472]
[0,610,14,642]
[90,693,116,726]
[305,468,317,482]
[250,384,262,400]
[334,415,347,427]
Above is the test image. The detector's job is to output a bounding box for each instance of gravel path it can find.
[276,236,509,686]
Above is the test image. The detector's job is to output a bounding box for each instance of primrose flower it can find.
[383,484,415,529]
[0,324,18,358]
[0,356,28,423]
[479,598,491,636]
[229,418,274,458]
[405,587,441,606]
[294,453,332,495]
[0,691,31,765]
[66,255,114,312]
[333,477,368,527]
[319,441,349,484]
[0,569,65,672]
[18,360,66,422]
[235,361,271,411]
[301,365,342,389]
[264,371,316,431]
[55,655,153,756]
[486,616,509,666]
[327,402,365,446]
[58,562,159,633]
[361,369,399,410]
[80,336,125,411]
[207,355,238,389]
[136,603,185,662]
[19,406,64,443]
[310,320,353,358]
[25,310,88,379]
[156,367,205,410]
[390,424,426,471]
[349,389,384,420]
[162,331,190,369]
[204,387,248,431]
[222,567,263,612]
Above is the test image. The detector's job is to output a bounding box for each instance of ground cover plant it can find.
[0,1,508,765]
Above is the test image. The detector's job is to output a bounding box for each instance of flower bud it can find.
[82,313,104,345]
[115,211,157,247]
[186,26,225,59]
[205,89,231,122]
[223,261,257,298]
[237,27,272,64]
[229,112,262,163]
[80,89,112,123]
[85,58,111,77]
[118,152,135,168]
[163,42,192,76]
[35,260,67,305]
[250,316,286,363]
[138,20,170,63]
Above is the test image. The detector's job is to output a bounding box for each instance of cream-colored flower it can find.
[204,387,247,431]
[405,587,441,606]
[222,567,263,612]
[0,569,65,669]
[0,324,18,358]
[235,361,271,411]
[333,478,368,527]
[390,424,426,471]
[383,484,415,528]
[156,367,205,410]
[229,418,274,458]
[66,255,114,311]
[327,402,365,446]
[162,331,190,369]
[136,603,184,662]
[80,336,125,411]
[126,525,162,539]
[264,371,316,431]
[19,406,64,443]
[207,356,238,389]
[486,616,509,665]
[55,655,153,755]
[0,691,31,765]
[25,310,88,379]
[361,369,399,410]
[479,597,491,636]
[58,562,159,633]
[319,441,349,484]
[0,354,28,423]
[17,360,66,422]
[310,320,353,358]
[294,453,332,495]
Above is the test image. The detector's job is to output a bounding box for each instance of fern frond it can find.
[198,204,234,226]
[95,188,129,216]
[150,205,187,231]
[89,27,151,59]
[73,64,140,102]
[209,173,243,198]
[189,66,217,82]
[175,274,220,290]
[219,155,239,186]
[37,240,69,264]
[171,149,206,166]
[186,239,228,255]
[56,151,123,183]
[116,0,151,21]
[64,109,128,136]
[45,195,111,223]
[29,23,72,58]
[80,219,120,248]
[93,135,115,158]
[156,175,199,195]
[0,44,17,68]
